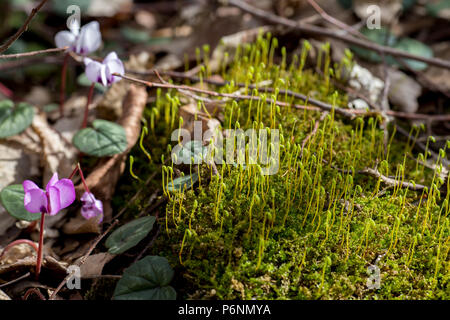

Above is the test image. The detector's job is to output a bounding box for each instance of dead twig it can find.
[0,47,67,59]
[396,124,449,167]
[0,272,30,289]
[130,69,450,123]
[223,0,450,70]
[0,0,49,54]
[49,219,120,300]
[360,167,427,191]
[306,0,366,40]
[117,73,355,118]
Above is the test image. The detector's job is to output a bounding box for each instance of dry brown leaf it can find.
[0,256,36,275]
[388,68,421,114]
[55,239,80,257]
[0,141,40,238]
[153,53,183,71]
[24,86,52,108]
[87,0,132,17]
[0,289,11,300]
[33,112,78,182]
[209,26,272,73]
[424,42,450,95]
[61,239,96,263]
[0,243,37,266]
[15,110,78,183]
[78,252,115,278]
[97,53,151,120]
[135,10,157,30]
[52,95,102,142]
[62,214,102,235]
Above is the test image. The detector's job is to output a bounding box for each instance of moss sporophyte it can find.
[124,33,449,299]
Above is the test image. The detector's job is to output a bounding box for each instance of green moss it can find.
[118,33,449,299]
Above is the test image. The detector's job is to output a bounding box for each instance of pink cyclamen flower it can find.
[55,20,102,55]
[23,173,76,216]
[80,192,103,223]
[84,52,124,87]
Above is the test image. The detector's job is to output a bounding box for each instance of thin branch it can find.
[0,0,49,54]
[396,124,449,167]
[360,167,427,191]
[306,0,366,39]
[0,272,30,289]
[324,159,429,192]
[117,73,355,118]
[49,219,119,300]
[0,47,67,59]
[223,0,450,70]
[0,55,61,72]
[128,69,450,123]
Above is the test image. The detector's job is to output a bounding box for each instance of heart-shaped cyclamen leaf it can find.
[0,184,40,221]
[351,28,433,71]
[105,216,156,254]
[113,256,176,300]
[393,38,434,71]
[0,100,34,138]
[72,119,128,157]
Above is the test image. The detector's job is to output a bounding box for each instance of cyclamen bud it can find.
[80,192,104,223]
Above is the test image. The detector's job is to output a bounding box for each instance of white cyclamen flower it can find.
[84,52,124,87]
[54,21,102,55]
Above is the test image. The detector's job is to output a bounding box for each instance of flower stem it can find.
[68,165,78,180]
[81,83,95,129]
[35,212,45,280]
[0,81,13,99]
[59,52,70,117]
[77,163,91,194]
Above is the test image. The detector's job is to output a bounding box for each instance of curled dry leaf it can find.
[387,68,421,114]
[97,53,151,121]
[0,141,40,237]
[0,243,37,266]
[0,289,10,300]
[77,252,115,278]
[53,95,102,142]
[87,0,132,17]
[62,214,102,235]
[8,109,78,183]
[0,256,35,275]
[424,42,450,95]
[209,26,272,73]
[75,84,148,222]
[34,111,78,181]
